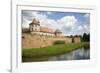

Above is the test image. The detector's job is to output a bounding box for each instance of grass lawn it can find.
[22,42,89,62]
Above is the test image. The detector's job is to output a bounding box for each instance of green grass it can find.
[22,42,89,62]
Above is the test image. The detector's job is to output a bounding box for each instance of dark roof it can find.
[29,18,40,25]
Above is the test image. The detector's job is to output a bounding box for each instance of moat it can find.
[48,48,90,61]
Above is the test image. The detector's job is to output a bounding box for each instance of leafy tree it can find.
[82,33,90,42]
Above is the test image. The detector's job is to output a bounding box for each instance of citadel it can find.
[22,18,81,49]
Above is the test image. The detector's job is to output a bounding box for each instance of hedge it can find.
[53,40,65,45]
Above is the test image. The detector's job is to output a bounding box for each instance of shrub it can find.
[53,40,65,45]
[83,43,90,49]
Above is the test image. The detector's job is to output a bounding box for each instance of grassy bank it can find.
[22,42,89,62]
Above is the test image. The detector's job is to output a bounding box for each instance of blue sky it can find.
[22,10,90,35]
[41,11,90,25]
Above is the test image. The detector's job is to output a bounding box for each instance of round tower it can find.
[55,29,62,37]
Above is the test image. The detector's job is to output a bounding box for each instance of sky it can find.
[22,10,90,36]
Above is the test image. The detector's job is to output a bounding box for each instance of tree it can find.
[69,35,73,38]
[82,33,90,42]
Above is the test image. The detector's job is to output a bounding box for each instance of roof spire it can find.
[29,18,40,25]
[32,18,40,24]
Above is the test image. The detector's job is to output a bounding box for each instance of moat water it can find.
[22,46,90,62]
[47,48,90,61]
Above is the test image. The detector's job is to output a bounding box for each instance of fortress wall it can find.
[22,33,78,49]
[74,37,81,43]
[22,34,48,48]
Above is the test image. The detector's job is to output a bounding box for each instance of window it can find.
[35,29,37,31]
[32,28,34,31]
[35,25,37,27]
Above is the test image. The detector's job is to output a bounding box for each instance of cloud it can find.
[22,11,47,28]
[71,13,90,35]
[72,23,90,35]
[57,15,90,35]
[77,25,83,30]
[58,16,77,29]
[22,11,60,31]
[22,18,31,28]
[57,16,79,35]
[22,11,90,35]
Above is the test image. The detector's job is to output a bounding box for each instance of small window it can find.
[35,29,37,31]
[32,28,34,31]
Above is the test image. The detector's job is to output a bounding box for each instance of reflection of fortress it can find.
[22,18,80,49]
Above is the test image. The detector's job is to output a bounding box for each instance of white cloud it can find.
[58,16,77,28]
[32,12,47,20]
[74,24,90,35]
[22,11,60,31]
[22,18,31,28]
[57,16,79,35]
[77,25,83,30]
[22,11,47,28]
[22,11,90,35]
[83,24,90,32]
[71,14,90,35]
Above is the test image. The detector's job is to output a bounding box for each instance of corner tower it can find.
[29,18,40,32]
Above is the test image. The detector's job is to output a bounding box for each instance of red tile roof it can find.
[40,27,54,33]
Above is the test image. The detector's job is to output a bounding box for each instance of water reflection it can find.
[48,48,90,61]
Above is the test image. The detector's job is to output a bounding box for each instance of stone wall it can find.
[22,33,80,49]
[73,37,81,43]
